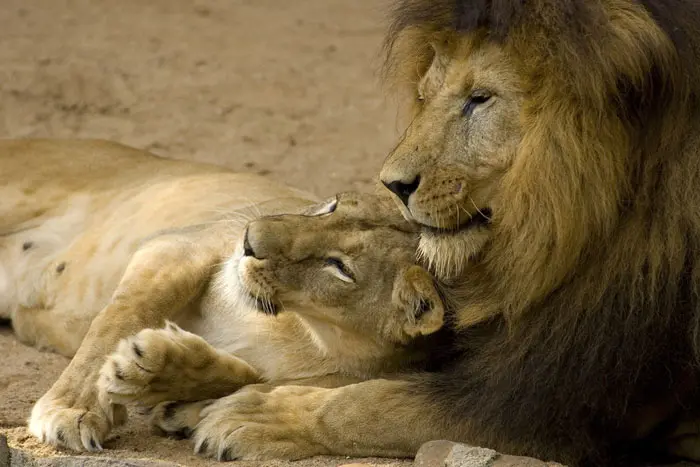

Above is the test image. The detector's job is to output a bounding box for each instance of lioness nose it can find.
[382,176,420,207]
[242,227,256,258]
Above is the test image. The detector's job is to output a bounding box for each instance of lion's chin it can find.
[418,226,490,280]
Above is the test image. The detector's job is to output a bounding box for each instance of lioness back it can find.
[0,139,316,354]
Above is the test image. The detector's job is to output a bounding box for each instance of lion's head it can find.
[222,192,445,346]
[381,37,519,281]
[379,0,700,324]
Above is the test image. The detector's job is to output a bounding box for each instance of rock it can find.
[1,435,9,467]
[414,440,567,467]
[415,440,498,467]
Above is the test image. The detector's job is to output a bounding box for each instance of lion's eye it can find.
[462,91,492,117]
[324,257,355,283]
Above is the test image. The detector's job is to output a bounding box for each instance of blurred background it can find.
[0,0,401,197]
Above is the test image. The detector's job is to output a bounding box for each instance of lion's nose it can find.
[382,176,421,207]
[242,227,256,258]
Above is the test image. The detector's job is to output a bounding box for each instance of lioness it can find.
[0,139,445,452]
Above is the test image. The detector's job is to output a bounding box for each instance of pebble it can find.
[414,440,567,467]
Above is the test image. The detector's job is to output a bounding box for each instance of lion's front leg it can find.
[664,418,700,461]
[191,385,331,461]
[29,234,221,452]
[191,379,441,461]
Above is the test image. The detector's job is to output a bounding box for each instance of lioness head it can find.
[226,192,444,344]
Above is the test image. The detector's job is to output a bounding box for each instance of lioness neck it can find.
[179,272,401,383]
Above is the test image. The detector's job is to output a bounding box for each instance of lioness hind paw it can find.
[98,326,182,405]
[150,400,213,439]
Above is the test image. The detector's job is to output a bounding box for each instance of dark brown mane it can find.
[387,0,700,52]
[383,1,700,465]
[385,0,700,110]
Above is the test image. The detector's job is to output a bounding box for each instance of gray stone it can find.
[1,435,9,467]
[414,440,497,467]
[414,440,567,467]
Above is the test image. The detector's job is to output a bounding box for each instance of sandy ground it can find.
[0,0,401,195]
[0,0,410,465]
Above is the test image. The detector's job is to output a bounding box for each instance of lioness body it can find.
[2,139,444,453]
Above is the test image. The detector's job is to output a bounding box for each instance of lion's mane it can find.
[384,1,700,465]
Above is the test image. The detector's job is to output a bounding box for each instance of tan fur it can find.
[140,378,444,461]
[381,1,684,319]
[0,139,444,453]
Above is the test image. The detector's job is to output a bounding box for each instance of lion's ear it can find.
[427,37,451,70]
[393,266,445,338]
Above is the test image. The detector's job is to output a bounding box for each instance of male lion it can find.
[0,139,446,453]
[145,1,700,465]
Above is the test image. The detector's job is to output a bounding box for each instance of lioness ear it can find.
[393,265,445,338]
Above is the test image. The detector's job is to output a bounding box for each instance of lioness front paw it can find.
[99,321,255,407]
[98,322,185,406]
[29,389,126,452]
[192,385,330,461]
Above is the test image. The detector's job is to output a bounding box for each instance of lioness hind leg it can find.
[29,233,222,452]
[98,321,260,408]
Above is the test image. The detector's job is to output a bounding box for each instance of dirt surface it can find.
[0,0,401,196]
[0,0,409,465]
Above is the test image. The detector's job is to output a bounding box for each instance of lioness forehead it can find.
[330,232,419,267]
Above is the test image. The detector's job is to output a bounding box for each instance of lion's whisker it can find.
[468,196,491,221]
